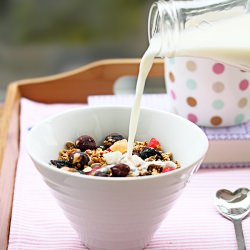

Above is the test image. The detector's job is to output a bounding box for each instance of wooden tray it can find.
[0,58,164,249]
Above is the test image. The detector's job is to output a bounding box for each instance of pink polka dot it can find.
[170,90,176,100]
[212,63,225,74]
[187,113,198,123]
[239,79,249,90]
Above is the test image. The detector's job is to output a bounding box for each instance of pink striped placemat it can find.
[8,98,250,250]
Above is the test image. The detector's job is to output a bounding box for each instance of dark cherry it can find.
[75,135,96,151]
[110,163,130,177]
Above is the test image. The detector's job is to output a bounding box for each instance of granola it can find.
[50,133,180,177]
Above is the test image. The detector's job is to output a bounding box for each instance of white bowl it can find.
[27,106,208,250]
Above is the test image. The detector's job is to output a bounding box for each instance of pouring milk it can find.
[127,10,250,159]
[127,36,160,158]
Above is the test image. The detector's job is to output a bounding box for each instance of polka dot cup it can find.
[165,57,250,127]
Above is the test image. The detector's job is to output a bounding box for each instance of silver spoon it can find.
[214,188,250,250]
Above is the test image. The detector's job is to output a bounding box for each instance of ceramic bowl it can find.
[165,57,250,127]
[27,106,208,250]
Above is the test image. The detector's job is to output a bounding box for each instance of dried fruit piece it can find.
[148,138,160,149]
[75,135,96,151]
[103,133,125,148]
[110,163,130,177]
[162,166,175,173]
[110,139,128,153]
[50,160,70,168]
[139,147,163,160]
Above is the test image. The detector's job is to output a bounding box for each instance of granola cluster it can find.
[50,133,180,177]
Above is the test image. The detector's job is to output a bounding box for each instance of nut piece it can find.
[75,135,96,151]
[110,163,130,177]
[69,152,89,170]
[147,164,163,174]
[65,141,76,149]
[83,166,92,173]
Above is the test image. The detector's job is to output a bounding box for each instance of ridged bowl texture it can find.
[27,106,208,250]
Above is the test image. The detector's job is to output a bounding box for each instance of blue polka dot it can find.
[212,100,224,110]
[168,58,175,65]
[186,79,197,90]
[235,114,244,124]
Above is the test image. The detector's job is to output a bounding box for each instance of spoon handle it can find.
[233,219,246,250]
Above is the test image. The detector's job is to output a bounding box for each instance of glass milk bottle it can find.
[148,0,250,71]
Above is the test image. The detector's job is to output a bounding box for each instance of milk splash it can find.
[127,36,161,159]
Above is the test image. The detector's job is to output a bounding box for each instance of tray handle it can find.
[16,58,164,103]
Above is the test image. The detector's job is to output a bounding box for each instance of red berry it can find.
[162,166,175,173]
[148,138,160,149]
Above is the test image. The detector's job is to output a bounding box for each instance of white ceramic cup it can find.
[165,57,250,127]
[27,106,208,250]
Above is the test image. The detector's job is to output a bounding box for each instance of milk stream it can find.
[127,14,250,159]
[127,36,160,159]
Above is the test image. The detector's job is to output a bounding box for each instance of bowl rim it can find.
[26,105,209,182]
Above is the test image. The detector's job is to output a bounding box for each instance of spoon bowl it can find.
[215,187,250,221]
[215,188,250,250]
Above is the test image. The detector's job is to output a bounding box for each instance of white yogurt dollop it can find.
[101,152,178,177]
[103,151,122,164]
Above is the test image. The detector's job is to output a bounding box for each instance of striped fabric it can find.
[8,97,250,250]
